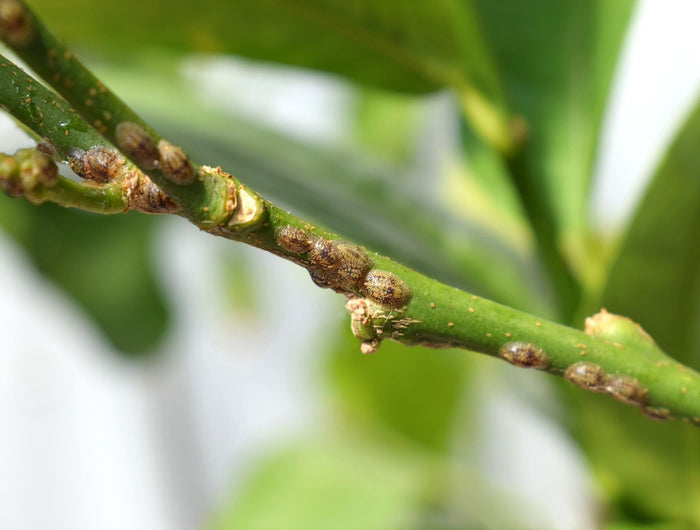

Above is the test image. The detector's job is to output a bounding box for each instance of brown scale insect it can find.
[643,406,671,421]
[334,243,373,290]
[361,269,412,309]
[308,239,373,290]
[67,146,123,183]
[564,362,608,392]
[498,342,550,370]
[605,374,648,406]
[115,121,158,170]
[275,225,314,253]
[308,267,335,289]
[0,0,32,46]
[308,238,344,269]
[157,139,196,185]
[124,173,178,214]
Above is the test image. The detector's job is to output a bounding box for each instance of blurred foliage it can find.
[210,438,426,530]
[601,100,700,370]
[0,194,168,354]
[473,0,635,243]
[328,331,469,452]
[28,0,503,98]
[4,0,700,528]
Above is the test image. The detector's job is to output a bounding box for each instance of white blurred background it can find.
[1,1,700,528]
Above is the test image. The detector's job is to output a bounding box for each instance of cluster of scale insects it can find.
[67,121,195,187]
[61,121,202,214]
[497,341,670,420]
[275,225,412,310]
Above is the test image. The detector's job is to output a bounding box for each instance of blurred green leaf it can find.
[350,89,421,165]
[472,0,636,310]
[211,439,424,530]
[29,0,502,98]
[601,98,700,369]
[568,95,700,526]
[0,196,169,355]
[607,522,697,530]
[568,394,700,527]
[327,327,468,452]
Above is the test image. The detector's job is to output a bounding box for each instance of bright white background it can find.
[1,2,700,528]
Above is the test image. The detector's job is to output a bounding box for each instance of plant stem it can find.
[0,0,234,228]
[0,0,699,424]
[0,148,126,212]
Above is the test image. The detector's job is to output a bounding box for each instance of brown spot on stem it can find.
[123,171,178,214]
[498,342,550,370]
[0,0,33,46]
[361,269,412,309]
[565,362,607,392]
[157,139,195,185]
[67,146,124,183]
[115,121,158,170]
[275,225,314,253]
[643,406,671,421]
[605,374,648,406]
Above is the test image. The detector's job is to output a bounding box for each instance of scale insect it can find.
[498,341,550,369]
[361,269,412,309]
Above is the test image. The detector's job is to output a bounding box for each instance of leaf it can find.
[471,0,636,315]
[210,439,424,530]
[30,0,502,97]
[350,88,422,165]
[568,95,700,525]
[567,394,700,526]
[327,327,468,451]
[600,97,700,368]
[0,196,169,355]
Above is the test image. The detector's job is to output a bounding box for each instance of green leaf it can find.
[350,88,422,165]
[29,0,502,97]
[472,0,636,316]
[568,95,700,526]
[567,394,700,527]
[600,97,700,368]
[327,327,468,451]
[210,439,424,530]
[0,196,169,355]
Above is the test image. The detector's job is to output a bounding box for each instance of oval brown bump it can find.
[362,269,411,309]
[0,0,33,46]
[115,121,158,170]
[605,374,648,406]
[643,406,671,421]
[68,146,123,183]
[564,362,608,392]
[334,243,373,289]
[157,139,195,185]
[308,238,343,269]
[308,267,335,289]
[275,225,314,253]
[498,342,550,369]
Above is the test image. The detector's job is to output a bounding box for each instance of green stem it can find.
[0,57,112,155]
[0,2,698,425]
[25,175,125,212]
[0,147,181,214]
[0,0,232,228]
